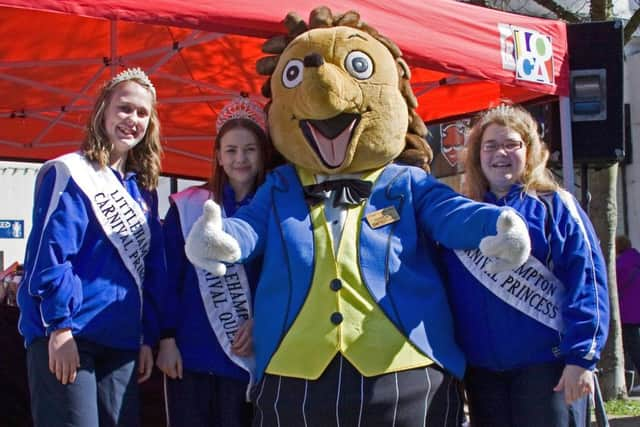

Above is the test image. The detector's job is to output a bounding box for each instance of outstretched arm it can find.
[415,173,530,272]
[184,169,279,273]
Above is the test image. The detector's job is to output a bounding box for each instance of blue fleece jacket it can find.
[18,163,166,350]
[443,185,609,371]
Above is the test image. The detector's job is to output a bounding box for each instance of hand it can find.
[156,338,183,380]
[48,328,80,385]
[231,319,254,357]
[185,200,241,275]
[138,344,154,384]
[479,209,531,273]
[554,364,594,404]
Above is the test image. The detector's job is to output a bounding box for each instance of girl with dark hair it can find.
[156,95,273,427]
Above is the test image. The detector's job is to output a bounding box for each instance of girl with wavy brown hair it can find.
[18,68,167,426]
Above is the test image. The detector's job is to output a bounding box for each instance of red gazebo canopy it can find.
[0,0,569,179]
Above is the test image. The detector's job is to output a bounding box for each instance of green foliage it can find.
[602,399,640,417]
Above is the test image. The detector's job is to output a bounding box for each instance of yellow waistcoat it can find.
[266,168,432,379]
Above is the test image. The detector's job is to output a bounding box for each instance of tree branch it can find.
[590,0,613,21]
[625,7,640,45]
[532,0,582,22]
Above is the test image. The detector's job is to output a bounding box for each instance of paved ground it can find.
[597,414,640,427]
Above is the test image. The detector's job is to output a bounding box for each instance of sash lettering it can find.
[454,248,565,331]
[204,269,251,342]
[172,187,255,399]
[94,190,150,282]
[41,152,150,303]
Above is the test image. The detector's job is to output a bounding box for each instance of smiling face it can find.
[217,127,262,194]
[480,123,528,197]
[104,81,153,159]
[268,26,409,174]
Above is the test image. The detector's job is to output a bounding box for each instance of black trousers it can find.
[27,337,140,427]
[465,362,590,427]
[252,354,463,427]
[622,324,640,380]
[164,370,252,427]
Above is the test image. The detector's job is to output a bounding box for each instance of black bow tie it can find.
[303,179,372,208]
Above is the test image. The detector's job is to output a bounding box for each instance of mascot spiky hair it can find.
[185,7,530,426]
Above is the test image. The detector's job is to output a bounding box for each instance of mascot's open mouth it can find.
[299,113,361,168]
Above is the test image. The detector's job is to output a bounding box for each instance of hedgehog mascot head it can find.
[257,6,432,174]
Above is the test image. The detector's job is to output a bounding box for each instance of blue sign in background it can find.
[0,220,24,239]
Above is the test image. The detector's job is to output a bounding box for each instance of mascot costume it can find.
[186,7,531,427]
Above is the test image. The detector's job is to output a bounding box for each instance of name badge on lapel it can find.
[365,206,400,229]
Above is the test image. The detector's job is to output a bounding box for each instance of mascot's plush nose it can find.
[304,53,324,68]
[294,50,363,126]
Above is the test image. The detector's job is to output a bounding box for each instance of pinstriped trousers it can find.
[252,354,464,427]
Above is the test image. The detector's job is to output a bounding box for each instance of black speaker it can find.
[566,20,624,164]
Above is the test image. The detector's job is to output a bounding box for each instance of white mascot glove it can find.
[479,209,531,274]
[185,200,241,276]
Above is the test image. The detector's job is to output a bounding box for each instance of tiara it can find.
[479,103,515,126]
[216,95,267,133]
[108,67,156,99]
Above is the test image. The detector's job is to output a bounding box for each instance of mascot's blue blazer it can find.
[225,163,505,381]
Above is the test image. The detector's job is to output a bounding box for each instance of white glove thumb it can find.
[185,200,241,275]
[202,199,222,228]
[479,209,530,273]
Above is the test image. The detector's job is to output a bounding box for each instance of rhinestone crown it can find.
[108,67,156,99]
[479,103,515,126]
[216,95,266,133]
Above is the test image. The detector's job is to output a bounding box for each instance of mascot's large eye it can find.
[282,59,304,88]
[345,51,373,80]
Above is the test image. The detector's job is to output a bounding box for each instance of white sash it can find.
[454,248,565,332]
[39,152,151,300]
[171,187,255,397]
